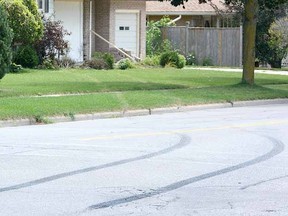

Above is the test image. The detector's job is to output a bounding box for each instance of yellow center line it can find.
[81,119,288,141]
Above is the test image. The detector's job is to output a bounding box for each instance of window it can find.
[38,0,43,9]
[119,26,130,31]
[44,0,49,13]
[37,0,49,13]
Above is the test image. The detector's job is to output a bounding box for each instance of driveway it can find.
[0,104,288,215]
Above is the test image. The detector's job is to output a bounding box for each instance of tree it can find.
[0,5,13,79]
[266,17,288,68]
[256,4,287,68]
[35,18,70,63]
[146,16,173,56]
[159,0,288,85]
[0,0,43,45]
[22,0,44,40]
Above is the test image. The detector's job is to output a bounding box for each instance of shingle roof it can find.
[146,0,229,15]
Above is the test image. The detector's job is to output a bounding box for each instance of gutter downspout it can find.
[89,0,92,60]
[167,15,182,25]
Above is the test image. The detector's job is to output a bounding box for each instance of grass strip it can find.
[0,84,287,120]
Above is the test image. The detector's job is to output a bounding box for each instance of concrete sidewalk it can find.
[185,67,288,76]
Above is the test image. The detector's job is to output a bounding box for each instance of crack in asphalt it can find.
[87,136,284,210]
[240,174,288,190]
[0,134,191,193]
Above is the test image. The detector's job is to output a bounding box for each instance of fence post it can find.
[185,21,190,56]
[239,25,243,67]
[218,29,222,66]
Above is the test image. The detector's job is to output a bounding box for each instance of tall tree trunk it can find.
[242,0,259,85]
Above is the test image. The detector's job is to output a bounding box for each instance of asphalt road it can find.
[0,104,288,216]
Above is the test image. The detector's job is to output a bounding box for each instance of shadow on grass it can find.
[0,81,189,97]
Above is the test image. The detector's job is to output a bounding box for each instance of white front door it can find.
[54,0,83,62]
[115,12,138,57]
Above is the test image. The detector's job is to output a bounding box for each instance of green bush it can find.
[141,55,160,67]
[91,52,115,69]
[159,51,186,69]
[0,5,13,79]
[38,58,59,70]
[186,52,198,66]
[117,58,134,70]
[10,63,23,73]
[202,57,213,66]
[13,45,39,68]
[102,53,115,69]
[0,0,43,44]
[178,54,186,69]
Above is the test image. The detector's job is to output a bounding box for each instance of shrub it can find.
[186,52,198,66]
[10,63,23,73]
[91,52,115,70]
[117,58,134,70]
[82,59,107,70]
[13,45,39,68]
[0,5,13,79]
[202,57,213,66]
[141,55,160,67]
[56,57,76,68]
[159,51,186,69]
[177,54,186,69]
[38,58,59,70]
[35,18,70,63]
[102,53,115,69]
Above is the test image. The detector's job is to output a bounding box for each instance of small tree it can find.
[0,0,43,45]
[146,16,173,56]
[0,5,13,79]
[266,17,288,68]
[36,18,70,63]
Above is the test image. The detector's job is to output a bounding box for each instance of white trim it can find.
[79,0,83,61]
[89,0,92,59]
[115,9,141,14]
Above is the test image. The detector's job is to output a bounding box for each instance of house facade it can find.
[146,0,235,28]
[38,0,146,62]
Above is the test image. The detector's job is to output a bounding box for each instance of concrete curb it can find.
[0,99,287,128]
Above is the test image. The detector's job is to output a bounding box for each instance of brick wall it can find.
[94,0,111,53]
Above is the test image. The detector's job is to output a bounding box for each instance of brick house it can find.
[146,0,234,28]
[38,0,147,62]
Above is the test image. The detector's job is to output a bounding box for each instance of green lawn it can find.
[0,68,287,120]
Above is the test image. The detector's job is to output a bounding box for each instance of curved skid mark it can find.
[88,136,285,210]
[0,134,190,193]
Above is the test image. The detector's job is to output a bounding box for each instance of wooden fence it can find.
[161,26,243,67]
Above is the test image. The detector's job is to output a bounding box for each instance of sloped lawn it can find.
[0,68,287,120]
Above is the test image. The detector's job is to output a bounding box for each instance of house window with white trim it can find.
[37,0,49,13]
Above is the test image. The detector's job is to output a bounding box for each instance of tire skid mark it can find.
[88,136,285,210]
[0,134,190,193]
